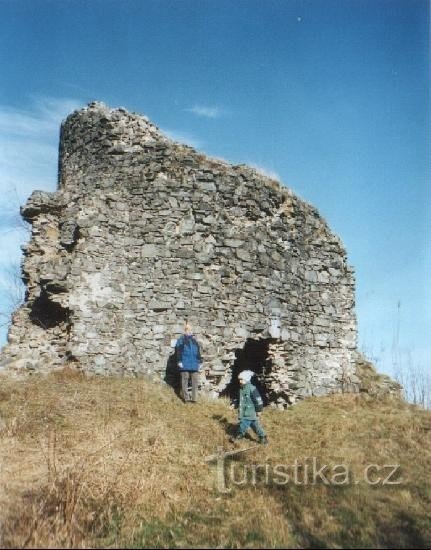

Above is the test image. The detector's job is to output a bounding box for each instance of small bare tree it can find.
[0,186,30,333]
[0,261,25,325]
[390,301,430,410]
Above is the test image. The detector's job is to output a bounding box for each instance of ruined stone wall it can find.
[2,102,359,406]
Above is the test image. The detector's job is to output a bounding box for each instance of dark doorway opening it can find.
[221,338,274,405]
[29,289,70,329]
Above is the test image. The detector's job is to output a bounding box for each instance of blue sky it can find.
[0,0,429,376]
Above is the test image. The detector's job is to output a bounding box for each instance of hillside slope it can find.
[0,369,429,548]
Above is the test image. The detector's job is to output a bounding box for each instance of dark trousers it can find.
[181,371,199,401]
[238,418,266,438]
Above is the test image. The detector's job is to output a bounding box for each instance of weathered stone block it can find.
[141,244,161,258]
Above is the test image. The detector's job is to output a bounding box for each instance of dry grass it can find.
[0,368,430,548]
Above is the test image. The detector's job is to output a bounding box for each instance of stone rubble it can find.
[1,102,360,406]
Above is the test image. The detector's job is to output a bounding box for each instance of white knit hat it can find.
[238,370,254,382]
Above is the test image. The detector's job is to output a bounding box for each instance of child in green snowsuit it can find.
[231,370,268,445]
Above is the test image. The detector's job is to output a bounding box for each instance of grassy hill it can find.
[0,368,429,548]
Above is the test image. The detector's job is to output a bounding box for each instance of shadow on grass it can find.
[212,413,259,442]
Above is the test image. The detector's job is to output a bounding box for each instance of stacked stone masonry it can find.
[3,102,359,406]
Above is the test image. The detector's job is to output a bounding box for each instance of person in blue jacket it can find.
[175,323,203,403]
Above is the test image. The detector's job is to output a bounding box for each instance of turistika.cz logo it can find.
[205,446,404,494]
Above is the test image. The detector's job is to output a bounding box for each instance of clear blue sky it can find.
[0,0,429,376]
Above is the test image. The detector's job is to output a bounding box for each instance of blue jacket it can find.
[175,335,202,372]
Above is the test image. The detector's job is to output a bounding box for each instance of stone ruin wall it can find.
[2,102,359,406]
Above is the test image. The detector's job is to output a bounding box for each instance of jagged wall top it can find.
[58,101,293,201]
